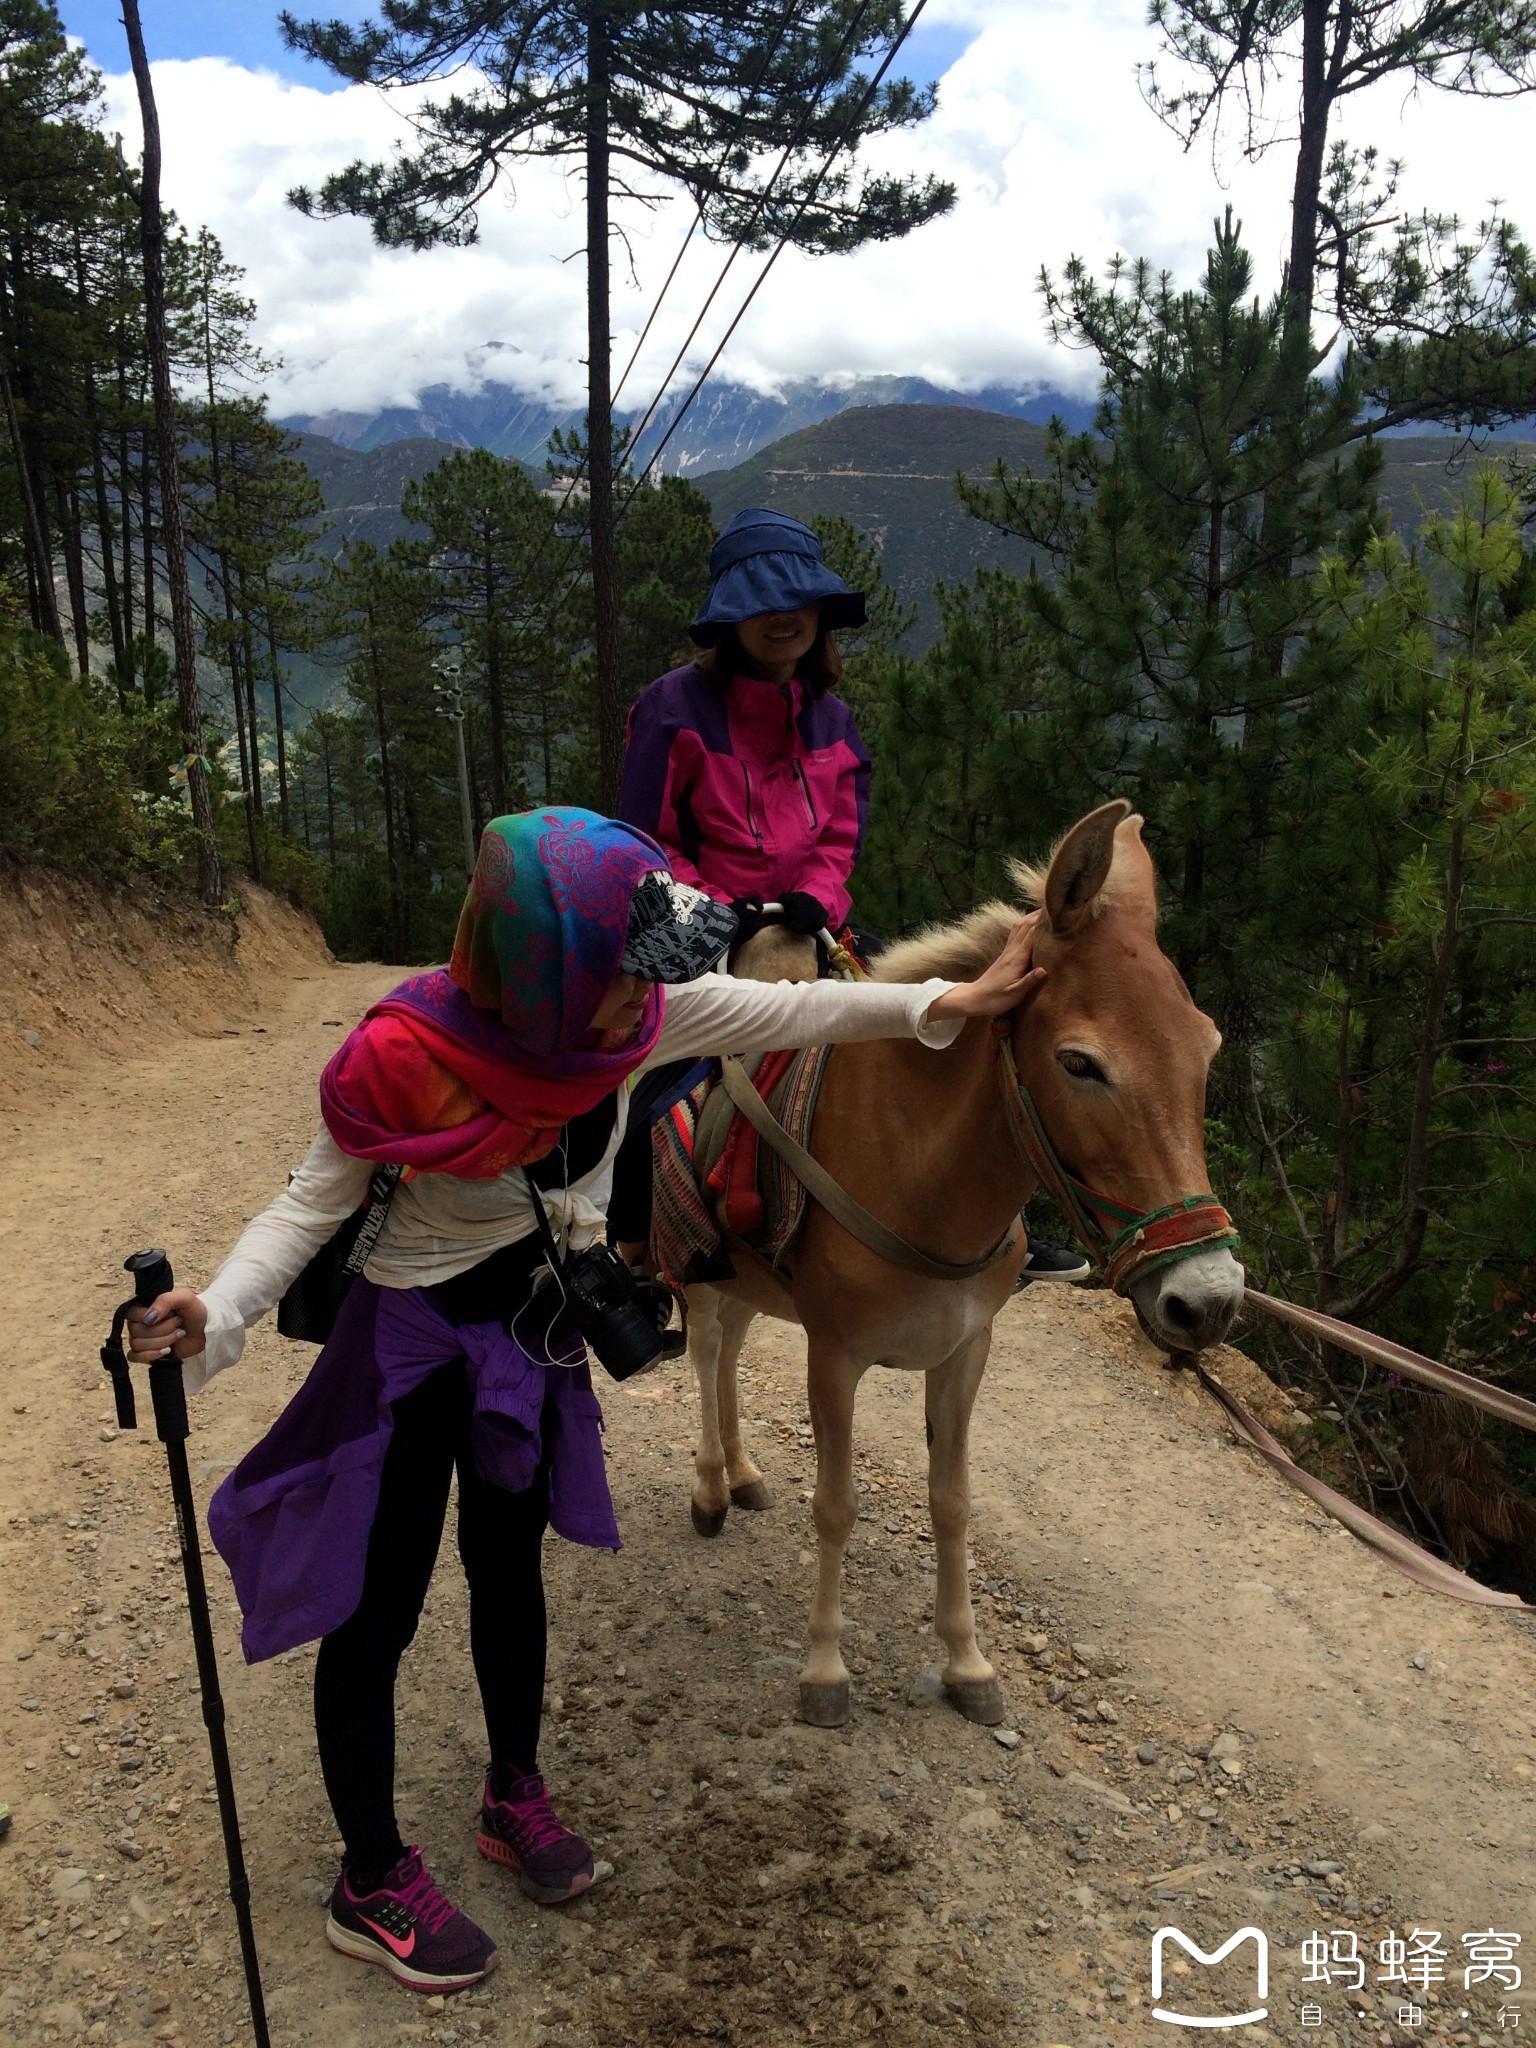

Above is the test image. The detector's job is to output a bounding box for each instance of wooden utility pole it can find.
[585,4,623,811]
[122,0,223,908]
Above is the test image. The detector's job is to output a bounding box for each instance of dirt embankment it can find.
[1,901,1532,2048]
[0,860,333,1119]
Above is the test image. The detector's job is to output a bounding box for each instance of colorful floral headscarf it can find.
[448,809,669,1057]
[319,810,671,1179]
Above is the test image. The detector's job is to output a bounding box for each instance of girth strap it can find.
[717,1056,1018,1284]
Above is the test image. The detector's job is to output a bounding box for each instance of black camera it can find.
[559,1240,667,1381]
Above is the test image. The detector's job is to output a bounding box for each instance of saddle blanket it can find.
[650,1044,831,1289]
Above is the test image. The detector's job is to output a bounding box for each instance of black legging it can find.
[312,1362,550,1888]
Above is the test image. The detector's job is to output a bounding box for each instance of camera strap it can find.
[521,1170,568,1279]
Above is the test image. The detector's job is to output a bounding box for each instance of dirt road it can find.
[2,942,1533,2048]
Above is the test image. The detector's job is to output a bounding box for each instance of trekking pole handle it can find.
[98,1248,170,1433]
[102,1250,191,1445]
[127,1248,173,1306]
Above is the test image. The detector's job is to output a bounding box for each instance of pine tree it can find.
[280,0,954,807]
[399,447,561,815]
[121,0,221,906]
[957,214,1382,1008]
[1148,5,1536,436]
[854,568,1054,933]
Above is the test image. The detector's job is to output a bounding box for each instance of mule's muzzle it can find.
[1131,1247,1244,1353]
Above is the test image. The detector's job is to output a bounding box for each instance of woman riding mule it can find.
[616,507,1088,1281]
[678,802,1245,1727]
[123,808,1041,1998]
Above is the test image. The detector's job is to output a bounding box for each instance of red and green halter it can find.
[992,1018,1240,1296]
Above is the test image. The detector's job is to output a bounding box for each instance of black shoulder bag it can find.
[276,1164,402,1344]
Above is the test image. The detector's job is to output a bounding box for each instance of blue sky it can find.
[61,2,366,84]
[60,3,972,95]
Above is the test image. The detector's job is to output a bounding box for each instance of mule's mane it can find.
[872,893,1025,983]
[872,839,1138,983]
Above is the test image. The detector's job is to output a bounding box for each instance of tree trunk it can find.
[0,368,63,645]
[585,6,623,811]
[227,646,261,876]
[321,727,337,867]
[0,236,66,646]
[59,480,91,675]
[121,0,225,912]
[116,363,135,675]
[263,599,291,833]
[1284,0,1333,339]
[235,565,265,881]
[140,411,154,654]
[76,229,126,676]
[368,631,407,957]
[85,383,126,680]
[484,553,508,809]
[202,377,260,875]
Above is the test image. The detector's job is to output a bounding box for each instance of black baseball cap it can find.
[620,873,739,981]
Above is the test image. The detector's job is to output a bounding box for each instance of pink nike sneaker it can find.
[478,1770,597,1903]
[325,1846,497,1992]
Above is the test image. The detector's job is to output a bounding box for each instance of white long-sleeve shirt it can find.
[191,971,960,1390]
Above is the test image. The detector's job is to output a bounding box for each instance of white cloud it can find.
[96,6,1536,421]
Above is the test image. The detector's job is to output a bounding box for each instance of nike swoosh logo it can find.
[356,1913,416,1959]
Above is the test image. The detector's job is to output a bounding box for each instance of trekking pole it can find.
[101,1251,271,2048]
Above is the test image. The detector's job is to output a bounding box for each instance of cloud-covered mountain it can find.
[280,375,1098,478]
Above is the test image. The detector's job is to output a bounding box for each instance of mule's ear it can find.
[1044,800,1133,934]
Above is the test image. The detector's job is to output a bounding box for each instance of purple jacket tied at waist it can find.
[208,1279,620,1663]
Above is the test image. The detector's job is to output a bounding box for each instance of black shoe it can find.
[1013,1235,1092,1290]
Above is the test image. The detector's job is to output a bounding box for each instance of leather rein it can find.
[717,1013,1240,1295]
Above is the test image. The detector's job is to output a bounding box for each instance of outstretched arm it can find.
[649,916,1042,1065]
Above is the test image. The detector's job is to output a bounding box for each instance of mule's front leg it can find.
[687,1287,733,1538]
[926,1331,1004,1725]
[714,1294,771,1511]
[799,1349,864,1727]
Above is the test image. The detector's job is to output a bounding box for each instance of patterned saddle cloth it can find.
[650,1044,832,1289]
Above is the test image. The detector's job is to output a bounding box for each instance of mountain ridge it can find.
[292,402,1536,658]
[281,373,1097,478]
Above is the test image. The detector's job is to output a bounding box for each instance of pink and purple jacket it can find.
[619,663,871,928]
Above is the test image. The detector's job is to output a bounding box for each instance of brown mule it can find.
[679,803,1245,1727]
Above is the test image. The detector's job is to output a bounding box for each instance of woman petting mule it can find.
[124,807,1040,1998]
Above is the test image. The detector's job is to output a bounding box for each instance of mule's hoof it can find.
[691,1501,729,1539]
[944,1677,1005,1725]
[730,1479,772,1512]
[797,1680,850,1728]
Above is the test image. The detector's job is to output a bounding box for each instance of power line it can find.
[505,1,870,631]
[534,0,921,630]
[620,0,881,459]
[610,0,806,413]
[625,0,933,497]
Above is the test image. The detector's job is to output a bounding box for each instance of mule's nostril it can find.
[1163,1292,1200,1331]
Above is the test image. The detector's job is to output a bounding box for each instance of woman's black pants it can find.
[312,1362,549,1888]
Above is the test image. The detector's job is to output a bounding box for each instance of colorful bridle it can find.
[991,1017,1241,1296]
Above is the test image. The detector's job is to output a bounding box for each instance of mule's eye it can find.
[1058,1049,1109,1085]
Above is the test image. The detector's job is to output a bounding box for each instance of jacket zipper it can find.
[741,762,763,849]
[795,761,818,830]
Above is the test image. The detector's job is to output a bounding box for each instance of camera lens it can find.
[589,1301,665,1381]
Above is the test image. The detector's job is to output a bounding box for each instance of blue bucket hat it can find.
[689,508,867,647]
